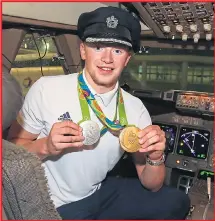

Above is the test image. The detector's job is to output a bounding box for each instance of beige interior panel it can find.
[2,29,26,72]
[2,2,118,26]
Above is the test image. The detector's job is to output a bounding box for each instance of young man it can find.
[8,6,190,219]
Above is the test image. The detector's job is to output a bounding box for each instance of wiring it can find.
[31,32,46,76]
[4,32,80,77]
[33,36,48,60]
[3,32,48,76]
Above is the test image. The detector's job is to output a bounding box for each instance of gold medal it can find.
[119,126,141,152]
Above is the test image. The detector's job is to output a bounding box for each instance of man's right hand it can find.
[45,120,85,156]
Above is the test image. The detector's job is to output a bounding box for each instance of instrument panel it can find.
[141,89,213,172]
[155,123,177,153]
[154,121,213,172]
[176,127,210,160]
[176,92,214,115]
[142,2,214,42]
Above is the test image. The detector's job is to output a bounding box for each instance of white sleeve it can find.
[17,78,45,134]
[137,104,152,130]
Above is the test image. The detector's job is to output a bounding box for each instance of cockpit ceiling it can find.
[2,2,112,26]
[2,2,150,31]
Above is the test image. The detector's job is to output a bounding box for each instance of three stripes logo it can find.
[58,112,72,121]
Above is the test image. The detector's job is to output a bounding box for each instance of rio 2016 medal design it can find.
[79,120,100,145]
[119,126,141,152]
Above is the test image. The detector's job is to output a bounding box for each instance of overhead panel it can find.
[134,2,214,43]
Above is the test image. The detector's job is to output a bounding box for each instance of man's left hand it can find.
[137,125,166,160]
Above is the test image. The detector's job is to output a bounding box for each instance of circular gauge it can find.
[176,127,210,159]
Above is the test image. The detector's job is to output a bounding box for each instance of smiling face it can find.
[80,42,132,93]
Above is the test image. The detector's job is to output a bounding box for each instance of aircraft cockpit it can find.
[2,2,214,220]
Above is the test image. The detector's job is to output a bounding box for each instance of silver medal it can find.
[79,120,100,145]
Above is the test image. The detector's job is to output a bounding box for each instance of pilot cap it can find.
[77,6,141,53]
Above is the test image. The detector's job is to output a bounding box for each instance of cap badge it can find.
[106,16,118,29]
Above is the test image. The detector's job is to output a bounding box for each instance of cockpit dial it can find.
[176,127,210,159]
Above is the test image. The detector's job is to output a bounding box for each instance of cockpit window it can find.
[11,33,65,96]
[120,46,214,93]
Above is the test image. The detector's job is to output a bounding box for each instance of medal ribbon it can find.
[78,72,128,136]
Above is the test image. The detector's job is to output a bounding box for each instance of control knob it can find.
[163,25,171,33]
[182,33,188,41]
[176,25,183,33]
[203,24,212,32]
[193,33,200,43]
[190,24,198,32]
[183,160,189,167]
[206,33,212,41]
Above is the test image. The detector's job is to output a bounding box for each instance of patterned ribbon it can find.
[78,72,128,136]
